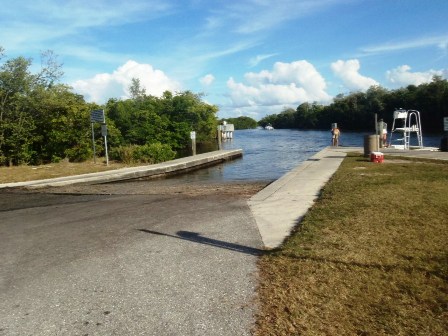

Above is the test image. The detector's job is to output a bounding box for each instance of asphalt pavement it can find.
[1,145,447,335]
[0,191,263,336]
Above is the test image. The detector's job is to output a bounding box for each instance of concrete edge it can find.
[249,146,344,202]
[248,146,349,249]
[0,149,243,189]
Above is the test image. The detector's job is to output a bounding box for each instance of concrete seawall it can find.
[0,149,242,189]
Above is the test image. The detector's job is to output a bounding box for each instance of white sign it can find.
[444,117,448,131]
[190,131,196,140]
[90,109,105,123]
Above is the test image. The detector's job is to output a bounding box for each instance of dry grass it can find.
[255,154,448,335]
[0,158,144,183]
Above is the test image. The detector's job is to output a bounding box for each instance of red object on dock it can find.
[370,152,384,163]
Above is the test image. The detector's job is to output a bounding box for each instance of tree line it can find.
[219,116,258,130]
[259,77,448,133]
[0,49,218,166]
[2,48,447,166]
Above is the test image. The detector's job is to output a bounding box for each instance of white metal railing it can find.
[389,109,423,149]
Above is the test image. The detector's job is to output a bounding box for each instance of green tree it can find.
[0,48,97,165]
[274,108,296,128]
[296,102,324,129]
[258,114,279,128]
[23,85,95,162]
[412,76,448,132]
[221,116,257,129]
[0,56,36,165]
[106,90,218,152]
[0,48,221,166]
[166,91,218,143]
[129,77,146,100]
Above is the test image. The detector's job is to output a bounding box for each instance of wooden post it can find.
[374,113,380,149]
[190,131,196,156]
[217,126,222,150]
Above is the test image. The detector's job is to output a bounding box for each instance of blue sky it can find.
[2,0,447,120]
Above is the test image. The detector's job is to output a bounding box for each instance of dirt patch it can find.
[27,180,270,198]
[0,159,141,183]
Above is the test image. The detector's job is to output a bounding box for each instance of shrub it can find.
[65,145,93,162]
[110,145,137,164]
[133,143,176,163]
[110,143,176,164]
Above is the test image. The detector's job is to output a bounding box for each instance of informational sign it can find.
[190,131,196,140]
[101,124,108,137]
[444,117,448,131]
[90,109,105,123]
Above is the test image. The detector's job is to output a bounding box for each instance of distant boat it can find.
[265,124,274,130]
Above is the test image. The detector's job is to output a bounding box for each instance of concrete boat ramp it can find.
[0,146,352,249]
[1,146,353,250]
[2,146,446,249]
[249,146,351,248]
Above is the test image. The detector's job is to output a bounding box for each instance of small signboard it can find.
[190,131,196,140]
[90,109,105,123]
[444,117,448,131]
[101,124,108,137]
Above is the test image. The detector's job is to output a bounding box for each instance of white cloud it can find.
[331,59,379,91]
[361,35,448,55]
[218,104,284,120]
[226,60,331,110]
[386,65,444,87]
[215,0,348,35]
[199,74,215,86]
[195,41,259,63]
[5,0,171,30]
[248,53,278,67]
[1,0,172,53]
[72,60,181,103]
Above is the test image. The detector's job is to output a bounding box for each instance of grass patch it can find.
[255,153,448,335]
[0,158,145,183]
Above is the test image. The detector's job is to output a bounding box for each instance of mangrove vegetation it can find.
[1,47,447,167]
[0,49,218,166]
[259,78,448,133]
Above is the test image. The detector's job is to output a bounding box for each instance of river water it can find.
[168,129,442,183]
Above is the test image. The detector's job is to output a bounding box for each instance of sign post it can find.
[90,109,109,165]
[101,124,109,166]
[91,122,96,163]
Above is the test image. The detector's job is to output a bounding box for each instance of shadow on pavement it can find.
[138,229,264,256]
